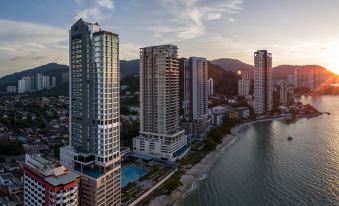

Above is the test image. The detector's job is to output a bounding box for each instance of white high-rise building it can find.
[60,19,121,206]
[42,75,50,89]
[238,70,250,96]
[18,76,32,93]
[133,45,188,162]
[279,81,288,105]
[208,78,214,96]
[180,57,210,139]
[254,50,272,114]
[6,86,16,93]
[51,76,57,88]
[36,73,43,90]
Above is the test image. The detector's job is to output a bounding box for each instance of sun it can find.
[325,46,339,75]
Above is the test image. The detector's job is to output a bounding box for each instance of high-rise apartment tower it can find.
[60,19,121,206]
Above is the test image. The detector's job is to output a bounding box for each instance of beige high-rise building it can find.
[133,45,188,162]
[254,50,272,114]
[60,19,121,206]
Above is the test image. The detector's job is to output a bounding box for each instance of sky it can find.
[1,0,339,77]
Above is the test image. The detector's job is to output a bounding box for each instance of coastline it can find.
[148,115,292,206]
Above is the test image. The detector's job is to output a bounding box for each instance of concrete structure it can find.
[42,76,50,89]
[133,45,188,162]
[36,73,42,91]
[18,77,33,93]
[238,70,250,96]
[0,173,23,206]
[208,78,214,96]
[254,50,272,114]
[51,77,57,88]
[180,57,210,139]
[279,81,288,105]
[6,86,16,93]
[23,154,80,206]
[60,19,121,206]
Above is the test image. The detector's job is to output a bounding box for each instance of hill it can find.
[0,60,140,91]
[0,63,68,88]
[272,65,333,80]
[210,58,253,73]
[120,59,139,78]
[208,61,239,96]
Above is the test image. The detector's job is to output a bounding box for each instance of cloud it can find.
[9,55,46,62]
[148,0,243,42]
[97,0,114,9]
[74,0,115,21]
[0,19,67,76]
[228,18,235,23]
[74,8,103,21]
[120,43,141,60]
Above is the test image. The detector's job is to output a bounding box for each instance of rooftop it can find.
[25,154,80,186]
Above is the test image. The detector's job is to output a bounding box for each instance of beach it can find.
[148,115,292,206]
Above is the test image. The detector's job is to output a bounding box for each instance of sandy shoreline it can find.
[148,115,291,206]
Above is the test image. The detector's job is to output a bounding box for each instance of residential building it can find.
[60,19,121,205]
[51,77,57,88]
[23,154,80,206]
[42,76,50,89]
[254,50,272,114]
[36,73,43,91]
[6,86,16,93]
[180,57,210,139]
[208,78,214,96]
[18,77,33,93]
[133,45,188,162]
[0,173,23,206]
[279,81,288,105]
[238,70,250,96]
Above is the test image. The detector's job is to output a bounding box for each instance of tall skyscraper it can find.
[254,50,272,114]
[208,78,214,96]
[36,73,43,90]
[23,154,80,206]
[60,19,121,206]
[279,81,288,105]
[180,57,210,139]
[133,45,188,162]
[238,70,250,96]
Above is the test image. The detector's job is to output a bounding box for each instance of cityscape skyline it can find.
[1,0,339,77]
[0,2,338,206]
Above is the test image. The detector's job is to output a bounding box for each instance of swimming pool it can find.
[121,164,148,187]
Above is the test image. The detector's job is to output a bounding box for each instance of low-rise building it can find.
[23,154,80,206]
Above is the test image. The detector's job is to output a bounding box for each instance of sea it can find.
[181,95,339,206]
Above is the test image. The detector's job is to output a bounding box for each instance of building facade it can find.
[254,50,272,114]
[180,57,210,139]
[6,86,16,93]
[60,19,121,206]
[208,78,214,96]
[238,70,250,96]
[133,45,188,162]
[23,154,80,206]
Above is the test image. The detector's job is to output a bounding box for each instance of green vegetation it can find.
[208,62,239,96]
[0,140,24,156]
[158,170,184,195]
[120,119,139,147]
[122,182,143,204]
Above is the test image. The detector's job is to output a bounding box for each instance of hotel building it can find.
[60,19,121,205]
